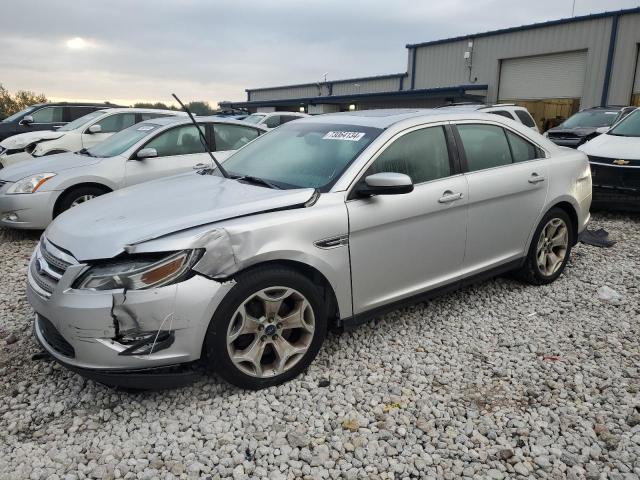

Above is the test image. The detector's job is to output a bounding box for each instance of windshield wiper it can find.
[232,175,281,189]
[78,148,95,157]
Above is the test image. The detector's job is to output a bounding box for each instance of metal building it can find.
[221,7,640,129]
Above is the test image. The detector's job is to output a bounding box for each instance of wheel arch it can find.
[52,182,113,217]
[527,198,580,252]
[231,259,341,327]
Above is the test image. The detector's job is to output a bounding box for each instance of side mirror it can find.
[595,126,610,135]
[87,124,102,134]
[19,115,34,126]
[356,172,414,196]
[136,147,158,159]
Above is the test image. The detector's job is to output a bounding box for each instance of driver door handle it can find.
[528,172,546,184]
[193,163,207,170]
[438,191,464,203]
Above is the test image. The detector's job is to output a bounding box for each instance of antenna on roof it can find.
[171,93,229,179]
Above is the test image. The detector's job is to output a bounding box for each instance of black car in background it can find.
[545,106,636,148]
[0,102,122,142]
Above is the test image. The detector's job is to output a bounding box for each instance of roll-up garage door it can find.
[498,50,587,101]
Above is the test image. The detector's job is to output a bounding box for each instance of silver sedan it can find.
[26,109,592,390]
[0,116,267,229]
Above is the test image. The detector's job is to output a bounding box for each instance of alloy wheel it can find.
[536,218,569,276]
[226,287,315,378]
[70,194,95,207]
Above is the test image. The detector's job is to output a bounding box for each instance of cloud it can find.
[0,0,637,106]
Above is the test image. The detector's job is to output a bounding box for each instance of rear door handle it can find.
[438,191,464,203]
[193,163,207,170]
[528,173,546,184]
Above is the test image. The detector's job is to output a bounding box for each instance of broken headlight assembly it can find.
[75,249,203,291]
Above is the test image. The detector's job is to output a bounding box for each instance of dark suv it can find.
[545,106,636,148]
[0,102,122,142]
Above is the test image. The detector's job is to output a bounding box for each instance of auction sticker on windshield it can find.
[137,125,157,131]
[323,131,365,141]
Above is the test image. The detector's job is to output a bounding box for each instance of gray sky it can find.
[1,0,638,107]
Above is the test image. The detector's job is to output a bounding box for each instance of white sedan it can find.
[0,108,183,167]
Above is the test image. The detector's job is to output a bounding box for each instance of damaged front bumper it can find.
[27,243,235,384]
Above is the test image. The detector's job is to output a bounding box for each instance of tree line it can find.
[0,83,218,119]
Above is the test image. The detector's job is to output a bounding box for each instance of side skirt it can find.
[338,258,524,331]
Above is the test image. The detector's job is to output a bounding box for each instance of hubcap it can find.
[226,287,315,378]
[70,194,95,208]
[536,218,569,276]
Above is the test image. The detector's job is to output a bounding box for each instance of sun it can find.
[66,37,90,50]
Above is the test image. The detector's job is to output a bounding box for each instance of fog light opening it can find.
[3,213,19,222]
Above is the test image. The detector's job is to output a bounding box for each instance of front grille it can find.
[548,132,579,140]
[0,180,7,187]
[37,315,75,357]
[28,238,76,298]
[589,156,640,192]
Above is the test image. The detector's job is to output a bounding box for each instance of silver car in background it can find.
[26,109,592,390]
[0,117,267,229]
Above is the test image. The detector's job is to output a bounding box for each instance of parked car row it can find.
[0,102,122,143]
[2,105,594,390]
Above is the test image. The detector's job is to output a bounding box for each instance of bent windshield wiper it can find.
[233,175,281,190]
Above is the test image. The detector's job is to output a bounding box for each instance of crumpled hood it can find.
[0,130,64,149]
[579,133,640,160]
[0,152,101,182]
[46,173,316,261]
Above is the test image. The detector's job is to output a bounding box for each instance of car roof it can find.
[30,102,123,108]
[142,115,269,130]
[295,108,472,128]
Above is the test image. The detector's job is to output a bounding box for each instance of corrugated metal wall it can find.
[249,84,327,102]
[332,76,401,95]
[608,12,640,103]
[412,16,613,108]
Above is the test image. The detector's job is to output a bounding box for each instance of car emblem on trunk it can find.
[35,258,44,275]
[612,159,630,165]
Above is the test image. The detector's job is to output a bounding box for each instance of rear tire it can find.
[517,208,574,285]
[54,186,109,217]
[204,266,327,390]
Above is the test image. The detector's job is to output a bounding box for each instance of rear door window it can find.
[457,124,513,172]
[69,106,99,120]
[515,110,536,128]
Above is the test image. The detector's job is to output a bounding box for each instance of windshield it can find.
[58,110,104,131]
[559,110,619,129]
[242,114,266,124]
[1,106,37,123]
[220,122,383,191]
[608,109,640,137]
[85,123,161,157]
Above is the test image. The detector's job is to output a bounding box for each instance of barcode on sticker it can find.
[323,131,365,141]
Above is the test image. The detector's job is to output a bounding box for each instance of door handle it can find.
[528,173,546,184]
[193,163,207,170]
[438,191,464,203]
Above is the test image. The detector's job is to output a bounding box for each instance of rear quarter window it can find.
[515,110,536,128]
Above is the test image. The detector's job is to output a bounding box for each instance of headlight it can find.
[6,173,56,194]
[75,250,203,291]
[543,132,549,138]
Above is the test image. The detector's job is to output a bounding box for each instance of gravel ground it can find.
[0,213,639,480]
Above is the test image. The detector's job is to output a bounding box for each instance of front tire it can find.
[54,186,109,217]
[204,266,327,390]
[517,208,574,285]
